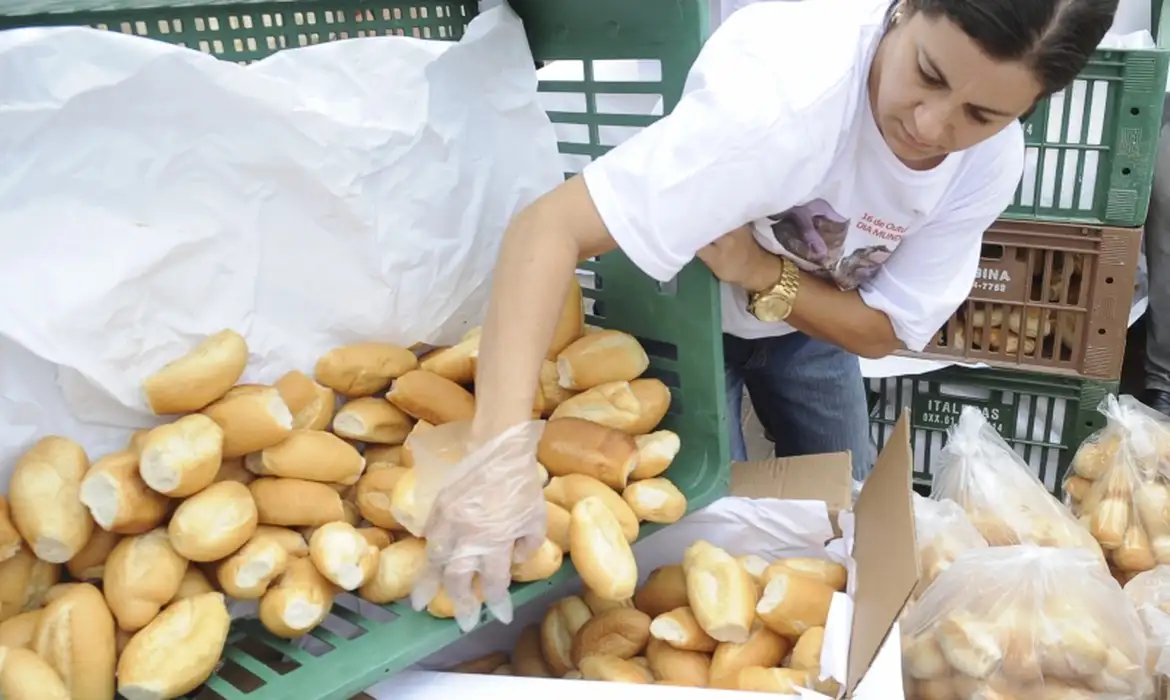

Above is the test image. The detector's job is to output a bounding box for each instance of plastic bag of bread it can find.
[911,493,987,599]
[932,406,1103,559]
[903,545,1152,700]
[1064,395,1170,581]
[1125,566,1170,682]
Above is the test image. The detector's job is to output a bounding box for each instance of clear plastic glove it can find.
[393,419,547,632]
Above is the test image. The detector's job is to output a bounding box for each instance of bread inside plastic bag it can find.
[902,545,1151,700]
[1065,395,1170,586]
[912,493,988,600]
[932,406,1103,560]
[1125,565,1170,681]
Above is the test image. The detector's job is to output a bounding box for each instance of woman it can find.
[409,0,1119,628]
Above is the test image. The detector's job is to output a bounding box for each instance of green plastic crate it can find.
[1002,4,1170,226]
[868,367,1116,498]
[0,1,729,698]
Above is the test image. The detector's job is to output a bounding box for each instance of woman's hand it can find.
[696,224,784,292]
[396,420,548,632]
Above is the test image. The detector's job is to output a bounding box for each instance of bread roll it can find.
[249,478,346,527]
[232,526,302,560]
[201,386,293,458]
[737,666,811,693]
[708,624,790,689]
[541,595,593,675]
[79,450,169,535]
[103,529,188,632]
[427,580,486,619]
[643,637,709,687]
[582,588,633,616]
[556,330,649,391]
[9,436,93,563]
[736,555,770,586]
[570,608,655,669]
[354,466,409,530]
[569,497,638,601]
[0,646,70,700]
[142,329,248,414]
[577,654,651,683]
[128,430,151,456]
[248,431,365,484]
[0,547,59,622]
[535,361,578,416]
[138,415,224,497]
[358,536,427,604]
[117,592,230,700]
[549,277,585,360]
[538,418,639,490]
[681,541,757,644]
[902,631,950,680]
[625,379,672,434]
[623,478,687,523]
[274,370,336,431]
[1008,308,1053,339]
[34,581,116,700]
[635,564,689,618]
[387,370,476,425]
[170,568,216,603]
[630,431,680,480]
[314,342,418,397]
[763,558,848,592]
[308,522,378,591]
[791,626,826,670]
[399,420,434,468]
[650,606,717,652]
[0,609,40,648]
[545,501,571,552]
[511,538,563,582]
[167,480,258,562]
[217,530,292,599]
[356,527,393,549]
[0,497,23,563]
[548,381,642,431]
[513,624,553,678]
[333,398,414,445]
[449,652,509,675]
[364,445,404,468]
[65,528,121,581]
[936,613,1004,679]
[420,335,480,385]
[756,571,835,638]
[544,474,639,542]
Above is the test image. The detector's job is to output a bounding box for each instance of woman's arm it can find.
[699,227,901,359]
[470,178,616,442]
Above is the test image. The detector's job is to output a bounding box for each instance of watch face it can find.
[754,296,790,323]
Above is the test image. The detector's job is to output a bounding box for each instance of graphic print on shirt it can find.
[766,198,893,290]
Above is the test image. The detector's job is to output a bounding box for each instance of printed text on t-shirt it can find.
[857,212,907,242]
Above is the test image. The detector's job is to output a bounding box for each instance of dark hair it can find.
[885,0,1120,97]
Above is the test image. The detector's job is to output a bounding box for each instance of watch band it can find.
[747,257,801,322]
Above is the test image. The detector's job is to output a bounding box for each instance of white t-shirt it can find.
[580,0,1025,352]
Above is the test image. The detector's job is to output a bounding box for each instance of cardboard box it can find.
[368,412,919,699]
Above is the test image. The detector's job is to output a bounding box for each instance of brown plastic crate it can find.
[898,219,1142,380]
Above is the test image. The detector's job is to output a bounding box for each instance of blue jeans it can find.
[724,332,875,481]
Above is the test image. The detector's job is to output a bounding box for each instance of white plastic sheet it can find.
[365,496,904,699]
[0,5,562,485]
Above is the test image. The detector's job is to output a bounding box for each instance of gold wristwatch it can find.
[747,257,801,323]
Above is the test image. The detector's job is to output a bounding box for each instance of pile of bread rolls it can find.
[951,307,1053,357]
[931,407,1103,560]
[1064,395,1170,586]
[445,541,844,693]
[0,278,689,699]
[902,545,1151,700]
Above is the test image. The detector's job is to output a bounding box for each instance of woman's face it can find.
[872,10,1044,166]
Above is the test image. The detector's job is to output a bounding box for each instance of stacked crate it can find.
[870,28,1170,496]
